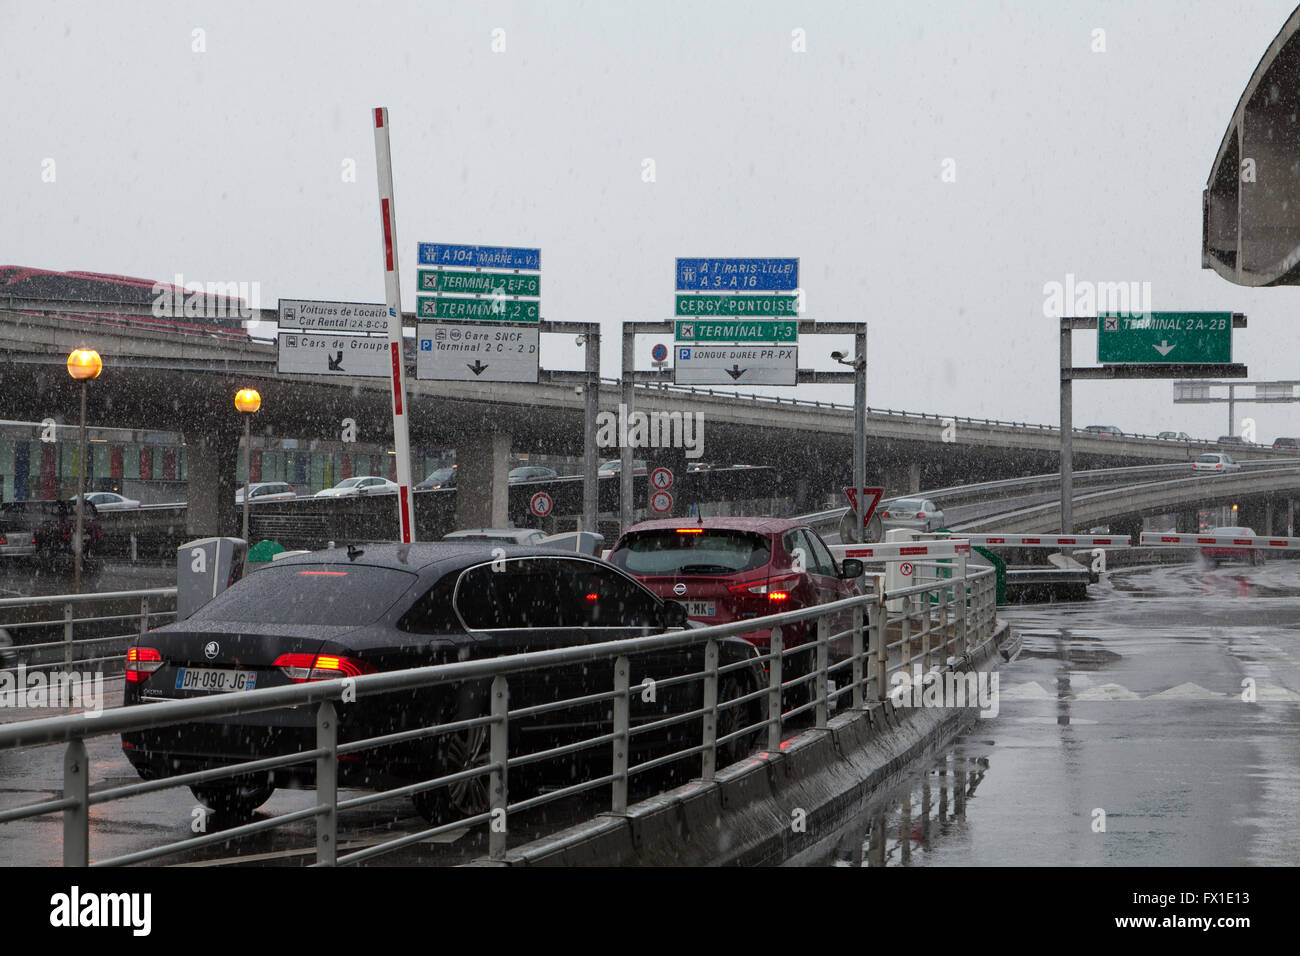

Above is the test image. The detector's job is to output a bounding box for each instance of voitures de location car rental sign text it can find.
[276,298,391,377]
[416,242,541,383]
[674,258,799,385]
[1097,312,1232,364]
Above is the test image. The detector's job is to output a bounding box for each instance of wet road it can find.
[819,558,1300,866]
[3,559,1299,866]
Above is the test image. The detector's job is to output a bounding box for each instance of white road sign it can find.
[277,331,390,377]
[416,322,540,383]
[674,344,797,386]
[278,299,390,333]
[650,467,673,490]
[530,492,554,517]
[650,490,674,513]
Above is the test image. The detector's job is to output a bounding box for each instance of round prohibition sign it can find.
[529,491,554,518]
[898,561,915,576]
[651,343,669,362]
[650,490,674,514]
[650,467,674,491]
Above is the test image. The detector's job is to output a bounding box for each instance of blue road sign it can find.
[651,343,668,362]
[418,242,541,270]
[675,257,798,291]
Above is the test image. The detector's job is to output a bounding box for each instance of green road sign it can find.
[1097,312,1232,364]
[418,270,540,296]
[674,319,798,343]
[417,296,540,322]
[675,294,799,317]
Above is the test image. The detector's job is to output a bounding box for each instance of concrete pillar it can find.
[1264,499,1275,536]
[907,462,922,494]
[1288,498,1294,536]
[455,433,511,529]
[185,425,240,539]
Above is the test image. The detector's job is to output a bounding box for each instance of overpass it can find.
[4,302,1293,541]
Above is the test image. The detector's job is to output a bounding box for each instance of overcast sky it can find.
[6,0,1300,441]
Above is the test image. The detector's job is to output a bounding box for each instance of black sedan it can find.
[122,543,766,822]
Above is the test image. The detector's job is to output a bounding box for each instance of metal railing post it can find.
[851,606,864,709]
[612,657,629,813]
[489,675,509,859]
[139,595,150,638]
[63,602,73,667]
[766,627,783,752]
[63,739,89,866]
[900,600,911,678]
[702,638,718,781]
[315,700,337,866]
[815,615,829,728]
[956,553,969,654]
[873,587,888,702]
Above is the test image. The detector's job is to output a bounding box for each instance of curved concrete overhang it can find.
[1204,5,1300,286]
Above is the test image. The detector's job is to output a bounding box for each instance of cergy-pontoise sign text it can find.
[1097,312,1232,364]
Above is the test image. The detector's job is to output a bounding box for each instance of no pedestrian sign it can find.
[650,467,673,490]
[530,492,553,518]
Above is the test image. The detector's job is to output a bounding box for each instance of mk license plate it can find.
[684,601,716,618]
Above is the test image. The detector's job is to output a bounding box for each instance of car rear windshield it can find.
[609,529,771,575]
[192,564,417,626]
[1196,455,1221,463]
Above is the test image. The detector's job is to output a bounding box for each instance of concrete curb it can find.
[474,620,1012,866]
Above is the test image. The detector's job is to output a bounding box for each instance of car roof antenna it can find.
[346,543,364,561]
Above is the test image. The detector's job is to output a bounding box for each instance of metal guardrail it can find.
[0,587,177,674]
[0,565,996,867]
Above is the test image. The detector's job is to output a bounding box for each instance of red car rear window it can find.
[610,530,771,575]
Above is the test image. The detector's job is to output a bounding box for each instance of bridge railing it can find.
[0,564,997,867]
[0,587,177,675]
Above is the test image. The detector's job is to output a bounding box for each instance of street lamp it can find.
[67,348,102,593]
[234,388,261,543]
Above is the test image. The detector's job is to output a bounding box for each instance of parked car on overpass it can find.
[121,543,761,824]
[234,482,296,505]
[416,466,456,490]
[69,491,141,511]
[508,465,559,482]
[1083,425,1123,437]
[1192,453,1241,473]
[1272,436,1299,450]
[598,459,648,476]
[314,476,398,498]
[1157,431,1192,441]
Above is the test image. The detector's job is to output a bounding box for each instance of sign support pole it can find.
[853,327,867,543]
[1060,317,1073,535]
[583,323,600,533]
[620,326,634,531]
[372,107,415,543]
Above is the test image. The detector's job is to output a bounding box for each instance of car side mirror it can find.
[662,600,689,629]
[839,558,864,579]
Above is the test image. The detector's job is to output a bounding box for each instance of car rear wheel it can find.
[411,725,492,824]
[190,776,274,820]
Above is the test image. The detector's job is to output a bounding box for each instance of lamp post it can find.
[234,389,261,542]
[67,348,102,593]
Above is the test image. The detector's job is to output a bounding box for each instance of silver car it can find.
[878,497,946,532]
[443,528,548,546]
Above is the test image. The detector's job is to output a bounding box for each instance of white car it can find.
[315,476,399,498]
[1192,453,1241,473]
[234,481,297,505]
[69,492,140,511]
[443,528,548,546]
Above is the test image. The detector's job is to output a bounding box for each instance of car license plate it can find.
[684,601,716,618]
[175,667,258,693]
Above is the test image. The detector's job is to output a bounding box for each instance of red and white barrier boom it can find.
[946,533,1131,549]
[831,540,971,562]
[1140,532,1300,550]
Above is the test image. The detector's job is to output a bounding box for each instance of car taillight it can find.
[274,652,376,683]
[879,511,891,518]
[915,512,926,519]
[729,574,800,602]
[125,646,163,683]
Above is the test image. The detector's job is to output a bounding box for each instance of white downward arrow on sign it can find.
[1153,341,1176,356]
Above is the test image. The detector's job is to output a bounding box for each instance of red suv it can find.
[608,518,864,687]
